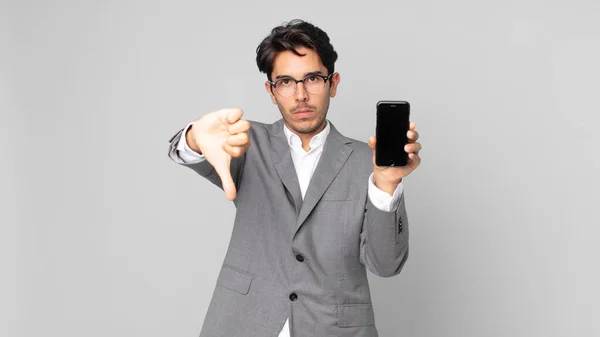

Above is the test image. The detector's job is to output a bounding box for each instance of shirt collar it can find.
[283,120,330,151]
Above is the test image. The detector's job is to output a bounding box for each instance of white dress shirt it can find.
[177,120,403,336]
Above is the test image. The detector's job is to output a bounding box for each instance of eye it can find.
[280,79,291,85]
[307,76,318,82]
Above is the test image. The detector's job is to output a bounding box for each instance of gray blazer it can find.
[167,118,410,337]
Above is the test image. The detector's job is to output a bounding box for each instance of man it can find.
[167,19,422,337]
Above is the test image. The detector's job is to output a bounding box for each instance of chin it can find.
[290,118,324,134]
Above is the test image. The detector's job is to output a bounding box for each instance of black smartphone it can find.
[375,100,410,167]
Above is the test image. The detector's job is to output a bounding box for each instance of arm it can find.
[167,122,247,193]
[360,121,421,277]
[359,174,409,277]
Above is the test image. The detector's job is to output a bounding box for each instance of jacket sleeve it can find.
[166,126,247,193]
[359,192,410,277]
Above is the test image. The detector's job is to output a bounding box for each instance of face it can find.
[264,47,341,137]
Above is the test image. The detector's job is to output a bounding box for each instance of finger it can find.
[223,143,245,158]
[407,130,419,142]
[228,119,251,134]
[216,108,243,126]
[410,121,416,130]
[212,160,236,201]
[404,142,422,153]
[224,108,243,124]
[226,133,249,146]
[408,152,422,166]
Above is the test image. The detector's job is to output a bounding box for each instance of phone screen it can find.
[375,101,410,167]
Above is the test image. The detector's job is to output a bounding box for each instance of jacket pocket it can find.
[337,303,375,327]
[216,264,253,295]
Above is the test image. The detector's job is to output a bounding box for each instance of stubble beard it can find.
[277,99,330,136]
[289,113,326,134]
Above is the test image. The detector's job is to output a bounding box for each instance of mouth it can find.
[293,108,314,118]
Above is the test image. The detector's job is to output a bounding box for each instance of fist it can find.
[187,108,251,200]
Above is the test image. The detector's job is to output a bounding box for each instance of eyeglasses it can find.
[269,73,333,97]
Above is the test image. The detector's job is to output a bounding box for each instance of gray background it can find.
[3,0,599,336]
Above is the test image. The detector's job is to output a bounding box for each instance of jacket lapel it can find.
[268,120,303,216]
[294,122,353,236]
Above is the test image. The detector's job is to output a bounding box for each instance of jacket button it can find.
[296,254,305,262]
[289,293,298,301]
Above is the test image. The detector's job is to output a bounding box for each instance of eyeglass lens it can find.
[275,75,327,97]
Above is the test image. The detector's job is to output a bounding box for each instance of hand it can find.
[368,121,422,195]
[188,108,251,200]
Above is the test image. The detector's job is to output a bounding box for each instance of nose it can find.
[295,82,308,102]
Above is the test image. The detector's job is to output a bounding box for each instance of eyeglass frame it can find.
[268,73,334,97]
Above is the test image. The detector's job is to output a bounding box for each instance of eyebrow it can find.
[274,70,324,80]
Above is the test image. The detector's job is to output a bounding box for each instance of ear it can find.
[265,81,277,104]
[329,72,341,98]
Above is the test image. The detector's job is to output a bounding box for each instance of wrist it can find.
[376,183,397,196]
[373,176,402,196]
[185,124,202,154]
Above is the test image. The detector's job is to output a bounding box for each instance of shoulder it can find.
[242,120,284,148]
[345,136,372,159]
[335,133,373,174]
[329,121,371,156]
[245,120,270,137]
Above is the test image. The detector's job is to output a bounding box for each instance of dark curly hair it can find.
[256,19,338,81]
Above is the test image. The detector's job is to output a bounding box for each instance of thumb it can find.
[213,159,237,201]
[368,136,376,149]
[368,136,376,165]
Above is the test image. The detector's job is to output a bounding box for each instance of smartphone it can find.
[375,100,410,167]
